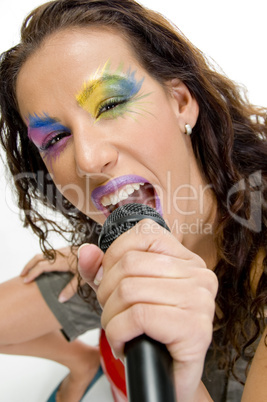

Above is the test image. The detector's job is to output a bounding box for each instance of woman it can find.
[0,0,266,400]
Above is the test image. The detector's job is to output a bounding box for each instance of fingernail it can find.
[23,277,30,283]
[77,243,91,259]
[58,294,67,303]
[93,265,103,286]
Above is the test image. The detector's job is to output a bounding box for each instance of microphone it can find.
[98,203,176,402]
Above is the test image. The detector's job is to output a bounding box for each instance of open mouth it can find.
[101,182,155,214]
[91,175,162,217]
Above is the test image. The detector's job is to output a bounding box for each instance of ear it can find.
[166,79,199,132]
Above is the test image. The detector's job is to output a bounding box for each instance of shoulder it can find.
[242,325,267,401]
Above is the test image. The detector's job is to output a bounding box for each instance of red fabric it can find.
[99,329,128,402]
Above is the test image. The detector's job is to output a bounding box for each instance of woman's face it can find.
[16,28,212,243]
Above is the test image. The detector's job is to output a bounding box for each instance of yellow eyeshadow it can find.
[77,80,106,117]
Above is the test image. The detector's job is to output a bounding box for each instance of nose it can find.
[73,124,118,178]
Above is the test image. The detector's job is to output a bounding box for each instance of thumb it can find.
[58,276,78,303]
[78,243,104,292]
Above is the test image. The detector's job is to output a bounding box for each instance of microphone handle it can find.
[98,204,176,401]
[125,334,176,402]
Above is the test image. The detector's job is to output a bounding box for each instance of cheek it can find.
[45,157,103,222]
[138,109,193,213]
[43,155,82,207]
[140,111,185,169]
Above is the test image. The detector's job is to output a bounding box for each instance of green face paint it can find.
[76,62,150,121]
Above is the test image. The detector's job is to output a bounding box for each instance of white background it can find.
[0,0,266,401]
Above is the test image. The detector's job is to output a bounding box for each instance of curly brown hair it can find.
[0,0,266,381]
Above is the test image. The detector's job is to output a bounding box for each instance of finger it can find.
[23,250,79,283]
[78,243,104,292]
[20,253,45,276]
[104,303,213,360]
[104,303,213,402]
[22,259,68,283]
[101,275,216,330]
[58,276,78,303]
[41,254,76,273]
[98,250,217,309]
[22,262,50,283]
[21,246,78,278]
[103,219,207,270]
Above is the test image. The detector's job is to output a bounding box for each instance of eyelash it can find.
[96,97,129,119]
[40,131,71,152]
[37,97,128,151]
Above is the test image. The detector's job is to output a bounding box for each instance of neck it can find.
[181,188,218,269]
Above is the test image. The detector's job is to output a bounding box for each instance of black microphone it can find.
[98,203,176,402]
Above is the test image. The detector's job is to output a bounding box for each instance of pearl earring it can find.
[185,124,192,136]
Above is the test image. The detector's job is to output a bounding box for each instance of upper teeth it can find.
[101,183,144,207]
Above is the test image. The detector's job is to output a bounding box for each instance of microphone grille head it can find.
[98,203,169,253]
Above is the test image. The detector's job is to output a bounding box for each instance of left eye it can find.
[96,98,127,118]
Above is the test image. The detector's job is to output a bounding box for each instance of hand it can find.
[20,246,79,302]
[78,219,218,402]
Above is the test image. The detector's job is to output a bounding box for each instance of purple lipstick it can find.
[91,175,162,217]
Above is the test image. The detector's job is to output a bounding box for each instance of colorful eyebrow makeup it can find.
[27,113,71,160]
[27,63,150,163]
[76,62,149,121]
